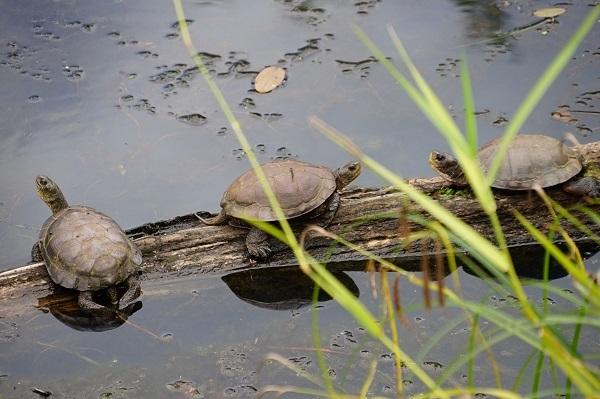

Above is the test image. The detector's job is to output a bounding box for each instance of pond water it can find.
[1,0,599,397]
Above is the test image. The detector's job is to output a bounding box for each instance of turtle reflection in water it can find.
[222,267,359,311]
[198,159,361,260]
[38,290,142,332]
[32,175,142,311]
[429,134,600,196]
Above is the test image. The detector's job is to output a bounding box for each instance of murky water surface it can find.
[1,0,599,397]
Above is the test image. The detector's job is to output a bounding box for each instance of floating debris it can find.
[31,387,52,397]
[533,7,566,19]
[166,379,203,398]
[254,66,286,93]
[177,113,207,126]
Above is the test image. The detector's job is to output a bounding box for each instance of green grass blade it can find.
[460,57,478,155]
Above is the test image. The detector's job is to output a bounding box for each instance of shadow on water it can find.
[222,268,359,311]
[39,292,142,332]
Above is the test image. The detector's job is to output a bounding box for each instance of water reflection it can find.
[452,0,508,39]
[222,267,359,311]
[463,243,599,281]
[38,288,142,332]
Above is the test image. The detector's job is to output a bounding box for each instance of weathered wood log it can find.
[2,141,600,315]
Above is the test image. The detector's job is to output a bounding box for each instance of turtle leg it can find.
[563,176,600,197]
[78,291,105,311]
[246,227,271,260]
[31,241,43,262]
[314,192,340,228]
[118,274,142,308]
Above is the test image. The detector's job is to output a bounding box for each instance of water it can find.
[1,0,599,396]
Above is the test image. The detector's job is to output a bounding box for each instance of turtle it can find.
[428,134,600,196]
[197,159,361,260]
[31,175,142,310]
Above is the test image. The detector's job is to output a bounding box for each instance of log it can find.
[1,141,600,315]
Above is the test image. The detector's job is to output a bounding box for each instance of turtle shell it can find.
[220,159,337,221]
[39,206,142,291]
[479,134,582,190]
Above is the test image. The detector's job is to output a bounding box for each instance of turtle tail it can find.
[195,210,229,226]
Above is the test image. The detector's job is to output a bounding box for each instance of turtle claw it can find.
[246,227,271,261]
[248,245,271,261]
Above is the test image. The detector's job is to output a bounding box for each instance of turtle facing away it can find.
[428,134,600,196]
[198,159,361,260]
[32,175,142,310]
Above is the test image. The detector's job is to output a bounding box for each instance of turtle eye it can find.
[435,153,445,162]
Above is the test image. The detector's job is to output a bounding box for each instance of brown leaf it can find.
[533,7,566,18]
[254,66,286,93]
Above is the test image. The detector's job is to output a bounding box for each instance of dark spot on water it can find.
[492,115,509,125]
[284,38,321,63]
[107,31,121,38]
[423,360,444,370]
[64,20,82,28]
[31,387,51,397]
[256,144,265,153]
[239,97,255,109]
[81,23,96,33]
[120,95,134,102]
[62,64,84,81]
[27,95,41,103]
[217,127,228,136]
[161,332,174,342]
[232,148,246,160]
[177,113,207,126]
[128,98,156,114]
[171,19,194,30]
[165,33,179,40]
[136,50,158,58]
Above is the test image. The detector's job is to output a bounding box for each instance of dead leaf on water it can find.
[533,7,566,18]
[254,66,286,94]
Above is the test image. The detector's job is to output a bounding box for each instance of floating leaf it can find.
[254,66,286,93]
[533,7,566,18]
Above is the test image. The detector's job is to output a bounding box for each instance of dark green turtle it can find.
[32,175,142,310]
[428,134,600,196]
[197,159,361,260]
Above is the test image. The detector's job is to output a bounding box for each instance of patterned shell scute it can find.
[40,206,141,291]
[478,134,582,190]
[221,160,337,221]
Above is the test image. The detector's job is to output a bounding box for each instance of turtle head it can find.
[35,175,69,214]
[428,151,465,184]
[334,161,362,190]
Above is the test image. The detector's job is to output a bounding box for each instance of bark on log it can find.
[2,142,600,314]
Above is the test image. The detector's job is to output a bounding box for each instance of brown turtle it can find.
[32,175,142,310]
[428,134,600,196]
[198,159,361,260]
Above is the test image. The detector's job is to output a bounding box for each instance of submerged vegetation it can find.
[173,1,600,396]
